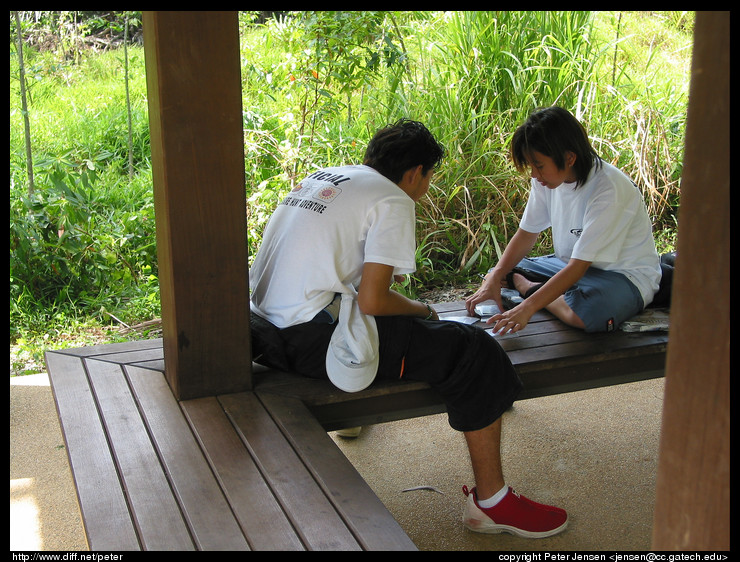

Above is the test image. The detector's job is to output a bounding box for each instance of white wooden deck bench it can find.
[44,300,668,551]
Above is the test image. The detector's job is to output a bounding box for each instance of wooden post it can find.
[652,11,729,550]
[143,11,252,399]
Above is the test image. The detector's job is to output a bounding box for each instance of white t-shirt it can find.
[519,161,661,306]
[250,164,417,328]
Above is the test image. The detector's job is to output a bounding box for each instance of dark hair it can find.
[363,118,446,184]
[510,106,601,187]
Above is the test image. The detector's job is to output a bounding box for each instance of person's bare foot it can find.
[511,272,539,296]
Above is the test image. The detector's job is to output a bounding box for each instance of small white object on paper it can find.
[474,303,501,316]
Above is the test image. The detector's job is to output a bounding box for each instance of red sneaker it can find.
[462,485,568,538]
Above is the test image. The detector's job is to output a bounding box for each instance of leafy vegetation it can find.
[10,11,693,373]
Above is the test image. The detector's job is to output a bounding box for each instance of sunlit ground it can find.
[10,373,87,551]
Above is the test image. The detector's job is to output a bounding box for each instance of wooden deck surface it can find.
[255,301,668,429]
[44,300,667,551]
[45,340,416,551]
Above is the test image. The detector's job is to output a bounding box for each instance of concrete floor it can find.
[330,377,665,551]
[10,372,665,551]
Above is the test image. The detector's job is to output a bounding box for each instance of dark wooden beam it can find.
[652,11,729,550]
[143,11,252,399]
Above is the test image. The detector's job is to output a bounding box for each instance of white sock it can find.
[477,484,510,508]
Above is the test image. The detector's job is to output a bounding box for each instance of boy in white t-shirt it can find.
[250,119,568,538]
[466,107,662,333]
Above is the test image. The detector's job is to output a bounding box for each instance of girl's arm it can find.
[465,228,539,315]
[489,257,591,333]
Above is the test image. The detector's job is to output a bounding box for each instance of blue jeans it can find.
[516,255,644,333]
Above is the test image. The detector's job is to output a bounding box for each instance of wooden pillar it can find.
[143,11,252,399]
[652,11,729,550]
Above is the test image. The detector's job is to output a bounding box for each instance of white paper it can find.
[440,316,479,325]
[486,328,519,339]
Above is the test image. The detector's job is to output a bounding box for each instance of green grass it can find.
[10,11,693,370]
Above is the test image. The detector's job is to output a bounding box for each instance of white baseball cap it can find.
[325,293,379,393]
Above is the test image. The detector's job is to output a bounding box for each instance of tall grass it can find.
[10,42,156,349]
[410,12,602,276]
[10,11,692,358]
[372,11,688,289]
[237,12,689,294]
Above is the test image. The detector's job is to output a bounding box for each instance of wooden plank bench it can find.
[44,300,667,551]
[255,301,668,430]
[44,341,416,551]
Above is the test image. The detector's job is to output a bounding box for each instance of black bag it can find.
[649,252,676,308]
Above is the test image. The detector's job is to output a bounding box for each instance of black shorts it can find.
[251,313,522,432]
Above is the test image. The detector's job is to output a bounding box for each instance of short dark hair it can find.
[510,106,601,187]
[363,119,446,184]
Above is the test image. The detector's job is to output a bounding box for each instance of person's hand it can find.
[465,270,506,316]
[487,302,534,335]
